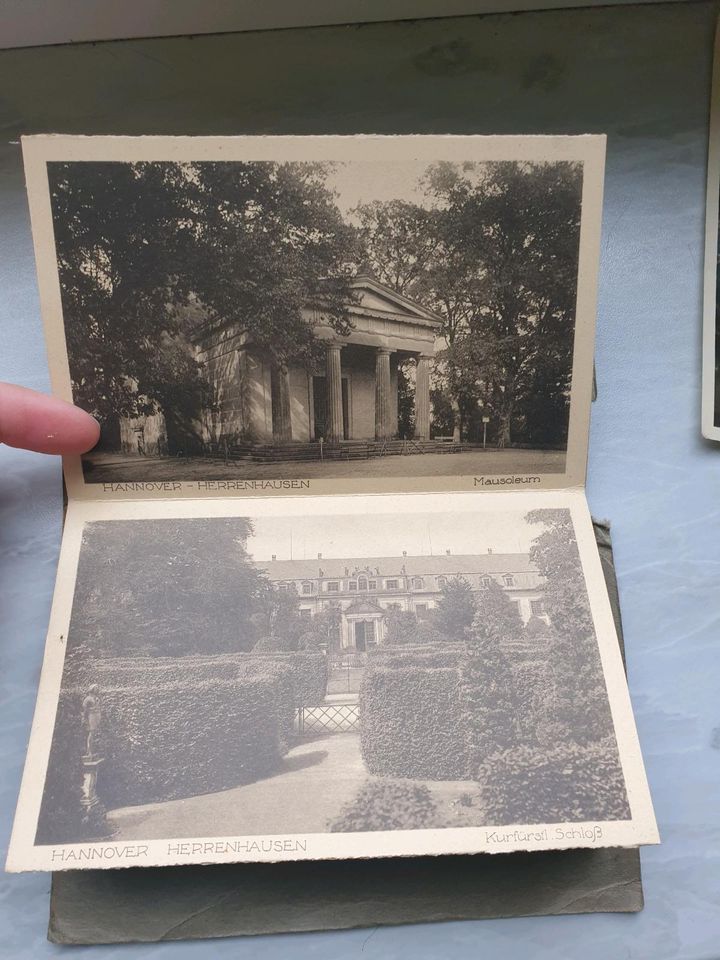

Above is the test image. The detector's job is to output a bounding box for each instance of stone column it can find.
[270,362,292,442]
[375,347,392,440]
[414,354,432,440]
[326,343,344,443]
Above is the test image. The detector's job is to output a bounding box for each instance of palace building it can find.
[254,550,548,651]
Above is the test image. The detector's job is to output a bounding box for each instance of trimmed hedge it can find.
[362,646,602,783]
[461,660,517,777]
[75,650,327,709]
[248,652,327,707]
[360,664,466,780]
[97,675,284,807]
[37,650,328,844]
[73,654,246,689]
[330,780,439,832]
[36,671,285,844]
[369,644,464,671]
[477,738,632,824]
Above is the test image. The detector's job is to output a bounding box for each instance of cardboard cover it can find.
[47,520,642,945]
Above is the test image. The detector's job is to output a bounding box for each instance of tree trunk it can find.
[499,399,514,447]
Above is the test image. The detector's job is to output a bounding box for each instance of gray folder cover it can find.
[48,520,642,945]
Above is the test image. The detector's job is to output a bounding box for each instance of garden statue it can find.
[81,683,102,758]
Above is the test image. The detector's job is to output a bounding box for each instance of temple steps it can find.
[240,439,465,463]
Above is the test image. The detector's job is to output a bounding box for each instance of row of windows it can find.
[288,574,517,595]
[298,598,545,618]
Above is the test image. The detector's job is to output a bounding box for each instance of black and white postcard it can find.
[7,134,658,876]
[22,134,603,498]
[7,491,657,872]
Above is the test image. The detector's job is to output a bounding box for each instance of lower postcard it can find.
[6,489,658,872]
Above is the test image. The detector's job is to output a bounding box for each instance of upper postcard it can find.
[23,134,605,499]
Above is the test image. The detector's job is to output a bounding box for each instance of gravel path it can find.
[107,733,368,841]
[83,448,564,483]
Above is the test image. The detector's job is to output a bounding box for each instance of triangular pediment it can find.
[344,599,386,616]
[349,276,443,326]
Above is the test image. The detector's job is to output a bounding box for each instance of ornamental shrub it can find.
[97,675,284,807]
[35,671,285,843]
[369,644,464,670]
[75,650,327,709]
[330,780,439,832]
[360,663,466,779]
[477,738,631,824]
[248,651,327,706]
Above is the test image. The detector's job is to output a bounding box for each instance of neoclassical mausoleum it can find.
[255,550,548,651]
[111,276,443,456]
[194,275,443,446]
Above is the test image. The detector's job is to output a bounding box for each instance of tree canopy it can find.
[250,580,305,651]
[53,157,581,449]
[433,576,477,641]
[526,508,615,742]
[526,508,594,641]
[470,576,525,645]
[358,161,582,445]
[69,518,268,657]
[50,160,358,426]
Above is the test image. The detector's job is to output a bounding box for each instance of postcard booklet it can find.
[7,135,658,873]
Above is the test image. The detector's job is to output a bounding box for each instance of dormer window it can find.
[358,577,368,591]
[437,576,447,589]
[480,576,491,588]
[503,574,515,587]
[301,581,313,595]
[412,577,424,590]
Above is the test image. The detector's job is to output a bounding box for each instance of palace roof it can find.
[253,553,536,580]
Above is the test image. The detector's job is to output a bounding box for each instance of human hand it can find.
[0,382,99,455]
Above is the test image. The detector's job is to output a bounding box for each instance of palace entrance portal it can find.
[353,620,375,651]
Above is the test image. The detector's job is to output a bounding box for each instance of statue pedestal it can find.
[80,754,110,838]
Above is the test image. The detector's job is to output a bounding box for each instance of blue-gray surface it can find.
[0,3,718,957]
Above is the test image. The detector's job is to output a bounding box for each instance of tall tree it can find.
[49,160,359,430]
[49,161,207,428]
[426,160,583,446]
[354,200,441,294]
[357,161,583,445]
[190,161,359,371]
[526,509,593,640]
[68,518,265,657]
[471,577,524,644]
[463,580,523,771]
[251,581,304,650]
[384,609,420,645]
[433,576,477,641]
[525,508,614,742]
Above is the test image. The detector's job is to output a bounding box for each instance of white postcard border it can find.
[7,488,658,872]
[21,133,605,499]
